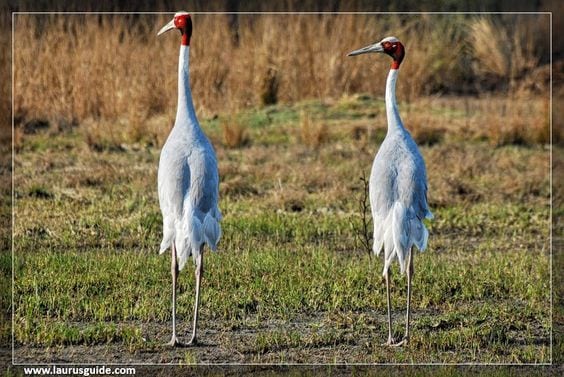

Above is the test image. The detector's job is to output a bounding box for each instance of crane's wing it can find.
[157,141,191,255]
[198,148,222,252]
[175,196,203,270]
[370,134,432,275]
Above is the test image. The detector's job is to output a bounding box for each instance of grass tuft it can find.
[299,111,327,148]
[222,118,250,148]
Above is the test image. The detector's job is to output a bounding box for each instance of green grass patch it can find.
[11,97,552,363]
[13,206,550,362]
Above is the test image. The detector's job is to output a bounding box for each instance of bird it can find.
[348,37,433,347]
[156,11,222,347]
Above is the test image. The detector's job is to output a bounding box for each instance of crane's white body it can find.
[158,45,222,271]
[370,68,432,275]
[157,24,220,346]
[348,36,432,346]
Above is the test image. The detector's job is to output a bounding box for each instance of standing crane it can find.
[348,37,433,347]
[157,12,222,347]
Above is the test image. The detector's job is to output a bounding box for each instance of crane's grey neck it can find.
[176,45,201,134]
[385,68,405,133]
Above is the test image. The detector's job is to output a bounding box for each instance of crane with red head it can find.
[348,37,433,347]
[157,12,222,347]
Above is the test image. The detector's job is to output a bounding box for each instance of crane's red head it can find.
[381,38,405,69]
[347,36,405,70]
[157,11,192,46]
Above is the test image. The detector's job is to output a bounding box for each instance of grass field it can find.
[11,94,552,364]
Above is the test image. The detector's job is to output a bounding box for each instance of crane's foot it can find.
[391,336,409,347]
[165,336,185,347]
[381,336,396,346]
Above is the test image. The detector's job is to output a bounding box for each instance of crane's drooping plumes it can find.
[348,37,432,347]
[157,12,222,347]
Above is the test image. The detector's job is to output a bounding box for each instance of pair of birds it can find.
[156,12,432,348]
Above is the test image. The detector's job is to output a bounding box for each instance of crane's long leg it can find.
[188,247,204,346]
[393,247,414,347]
[405,247,414,343]
[167,243,183,346]
[382,268,395,346]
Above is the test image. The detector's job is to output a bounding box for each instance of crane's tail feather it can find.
[159,240,170,255]
[167,206,222,271]
[379,201,430,276]
[382,226,395,274]
[159,217,175,254]
[392,202,410,275]
[159,203,222,270]
[372,222,384,256]
[203,211,221,251]
[411,220,429,251]
[175,213,203,271]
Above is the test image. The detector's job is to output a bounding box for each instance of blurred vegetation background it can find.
[3,1,558,145]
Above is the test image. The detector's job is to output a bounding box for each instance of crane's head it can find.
[347,36,405,69]
[157,11,192,46]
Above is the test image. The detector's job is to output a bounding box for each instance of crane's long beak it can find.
[347,42,383,56]
[157,19,175,36]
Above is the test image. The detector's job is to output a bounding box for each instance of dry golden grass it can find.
[13,127,24,152]
[483,97,550,147]
[469,16,546,90]
[13,15,173,128]
[299,111,327,148]
[0,15,10,158]
[470,18,511,79]
[222,118,249,149]
[402,113,444,146]
[13,13,550,142]
[401,95,551,146]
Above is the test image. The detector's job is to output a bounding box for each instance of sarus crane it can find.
[157,11,222,347]
[348,36,433,347]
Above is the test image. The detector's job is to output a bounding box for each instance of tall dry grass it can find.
[13,14,551,145]
[0,11,10,147]
[299,111,327,148]
[402,95,551,146]
[469,16,547,92]
[222,118,249,148]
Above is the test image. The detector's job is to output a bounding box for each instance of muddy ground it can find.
[12,309,550,365]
